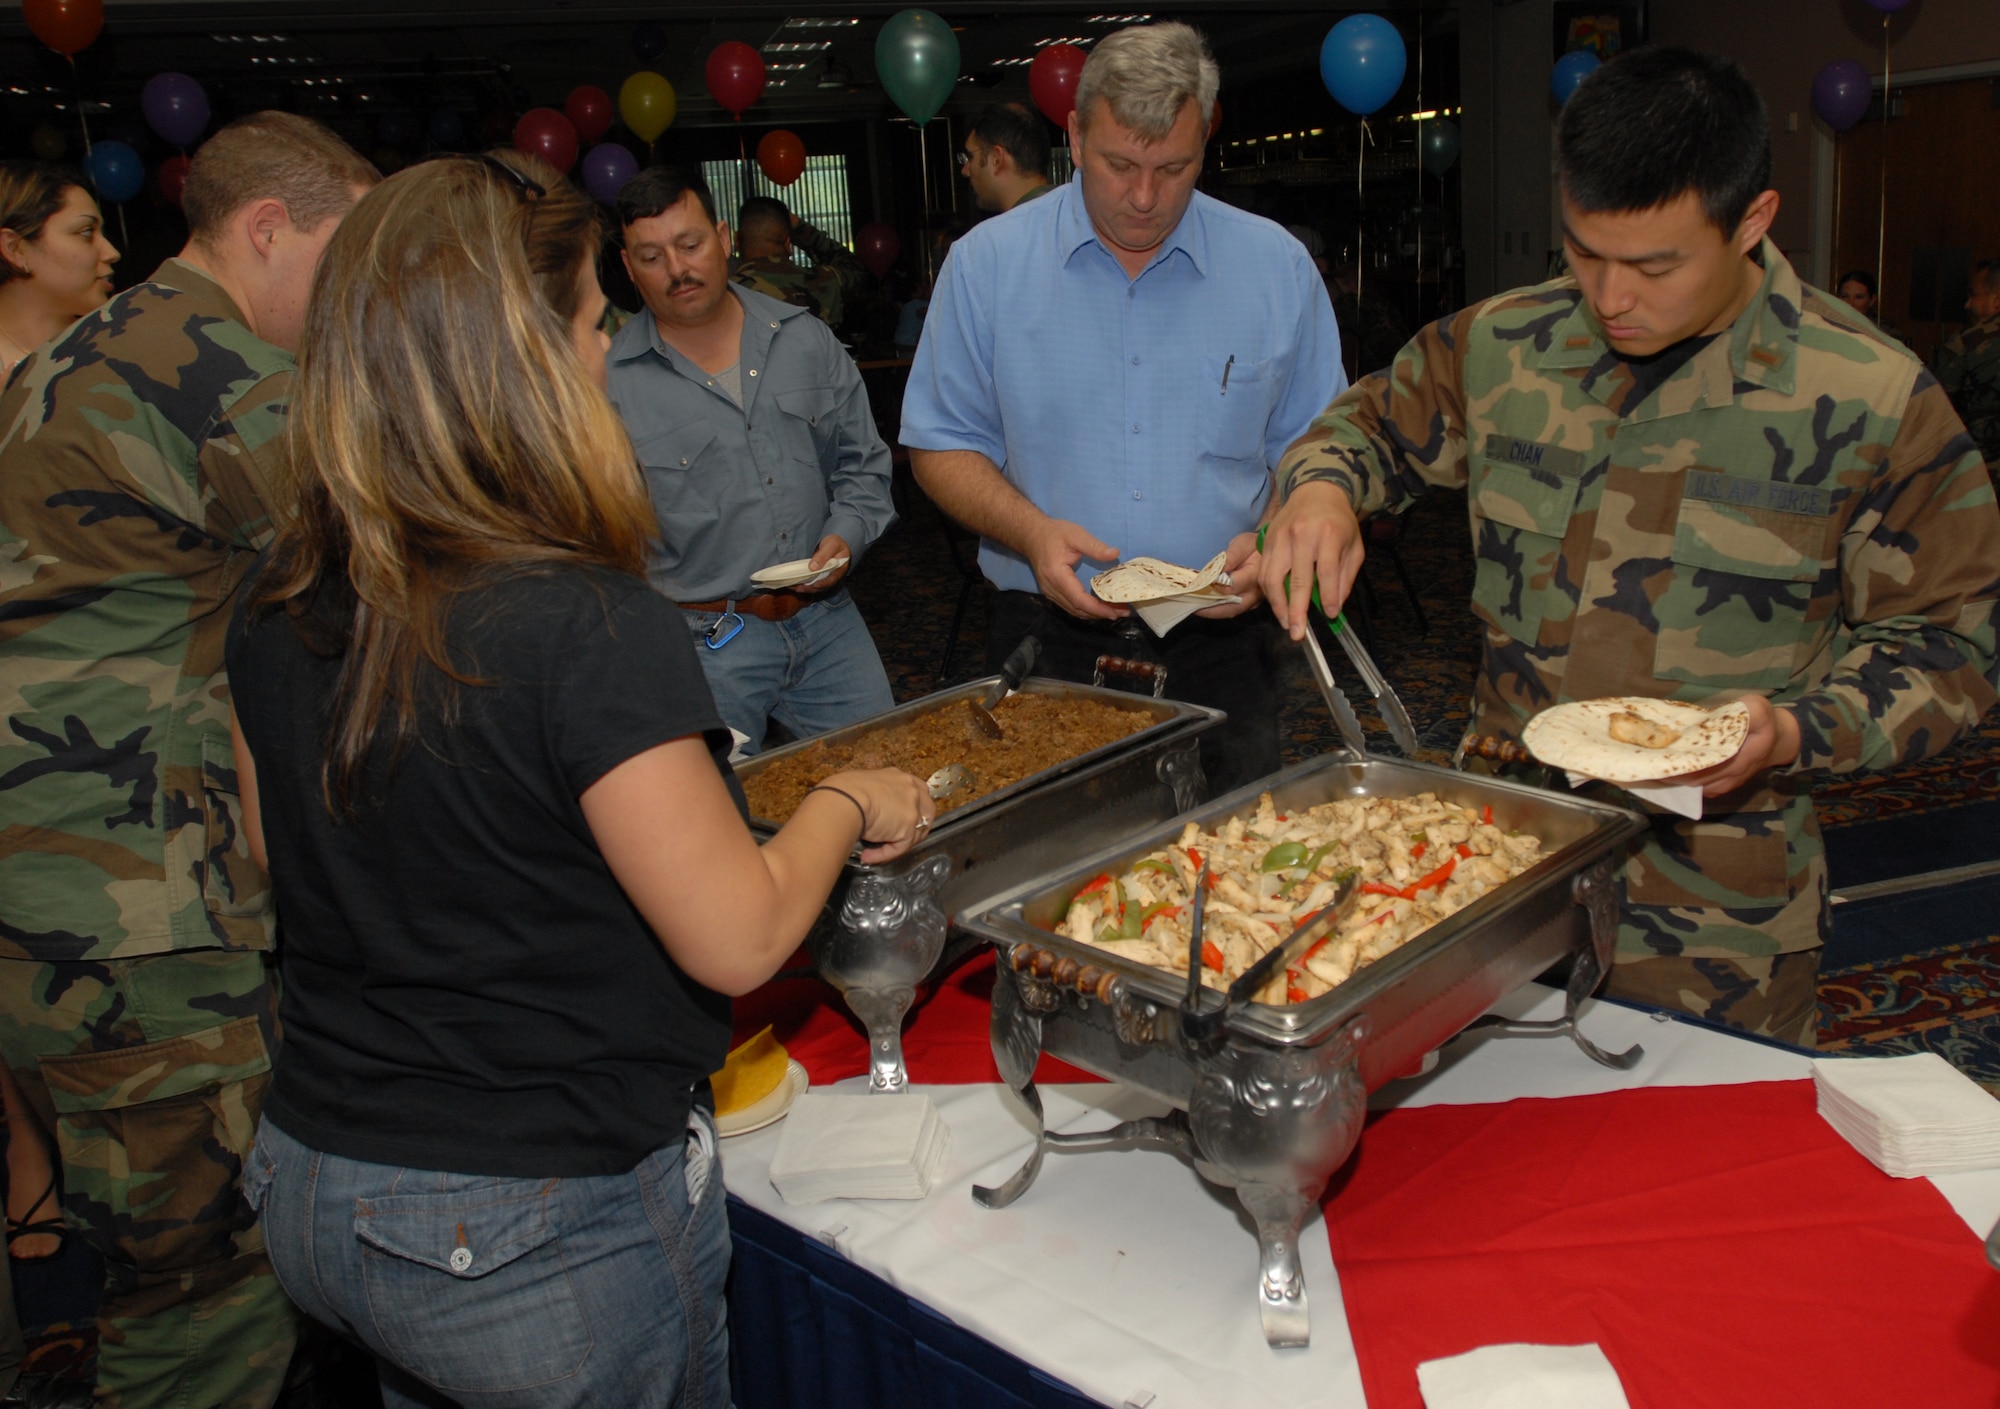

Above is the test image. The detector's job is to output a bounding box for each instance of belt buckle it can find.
[704,611,746,650]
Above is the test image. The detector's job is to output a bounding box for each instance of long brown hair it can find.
[253,155,655,812]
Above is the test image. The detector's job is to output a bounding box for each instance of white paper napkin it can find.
[1417,1343,1631,1409]
[1565,771,1704,820]
[1133,592,1241,636]
[768,1092,952,1204]
[1814,1052,2000,1177]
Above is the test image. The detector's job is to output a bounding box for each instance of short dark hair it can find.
[615,164,716,229]
[736,195,790,244]
[967,102,1051,179]
[1976,258,2000,290]
[1557,46,1771,236]
[1836,269,1877,298]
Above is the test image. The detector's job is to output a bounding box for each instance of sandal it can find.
[6,1173,67,1263]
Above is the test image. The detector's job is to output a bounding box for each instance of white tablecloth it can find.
[719,985,2000,1409]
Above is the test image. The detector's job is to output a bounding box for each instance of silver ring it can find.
[916,817,931,831]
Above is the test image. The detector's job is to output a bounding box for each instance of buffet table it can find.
[721,956,2000,1408]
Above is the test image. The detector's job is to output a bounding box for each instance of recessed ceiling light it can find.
[1033,37,1091,47]
[782,16,859,27]
[767,62,810,71]
[1085,13,1152,23]
[763,40,833,53]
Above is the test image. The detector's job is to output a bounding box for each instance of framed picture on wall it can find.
[1552,2,1647,61]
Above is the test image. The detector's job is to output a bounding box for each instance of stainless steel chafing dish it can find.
[735,677,1224,1092]
[956,753,1647,1348]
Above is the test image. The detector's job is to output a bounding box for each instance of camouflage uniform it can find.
[0,259,297,1407]
[732,219,868,334]
[1279,240,2000,1044]
[1933,312,2000,485]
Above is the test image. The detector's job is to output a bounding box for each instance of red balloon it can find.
[855,222,901,281]
[23,0,103,57]
[1208,98,1223,141]
[512,108,579,174]
[757,130,807,187]
[1029,43,1086,128]
[156,152,190,207]
[706,41,767,119]
[565,86,614,146]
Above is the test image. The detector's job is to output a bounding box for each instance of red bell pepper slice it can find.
[1201,940,1225,972]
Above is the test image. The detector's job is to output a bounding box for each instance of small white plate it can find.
[716,1059,810,1138]
[749,557,848,590]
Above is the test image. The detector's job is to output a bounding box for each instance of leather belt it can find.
[678,591,813,623]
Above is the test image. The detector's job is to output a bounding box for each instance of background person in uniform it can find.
[1933,256,2000,481]
[732,194,867,338]
[1833,267,1904,346]
[903,22,1344,795]
[0,113,377,1408]
[0,161,119,379]
[611,167,895,755]
[1263,47,2000,1046]
[960,102,1053,215]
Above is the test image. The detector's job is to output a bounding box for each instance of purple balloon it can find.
[141,72,210,149]
[1812,59,1872,133]
[1863,0,1912,9]
[581,143,639,205]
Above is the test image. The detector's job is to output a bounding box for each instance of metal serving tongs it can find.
[1258,527,1419,756]
[1179,871,1359,1055]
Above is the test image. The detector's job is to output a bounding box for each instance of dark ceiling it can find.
[1,2,1460,149]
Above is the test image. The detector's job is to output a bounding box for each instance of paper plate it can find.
[750,557,847,590]
[717,1060,810,1138]
[1521,697,1751,783]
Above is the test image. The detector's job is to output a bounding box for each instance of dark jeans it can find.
[986,591,1281,798]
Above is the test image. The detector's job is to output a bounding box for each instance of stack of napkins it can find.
[768,1092,951,1204]
[1814,1051,2000,1177]
[1417,1343,1631,1408]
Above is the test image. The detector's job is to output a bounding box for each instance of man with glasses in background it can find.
[960,102,1054,215]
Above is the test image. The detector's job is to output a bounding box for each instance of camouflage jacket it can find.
[0,258,285,961]
[732,220,867,333]
[1933,312,2000,473]
[1279,241,2000,959]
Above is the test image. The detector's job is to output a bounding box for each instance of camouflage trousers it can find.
[0,949,298,1409]
[1602,950,1821,1049]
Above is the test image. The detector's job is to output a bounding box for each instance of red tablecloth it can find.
[1321,1079,2000,1408]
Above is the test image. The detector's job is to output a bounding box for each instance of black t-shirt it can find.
[1618,330,1723,404]
[227,563,742,1177]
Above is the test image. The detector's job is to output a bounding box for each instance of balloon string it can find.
[68,55,92,156]
[920,124,935,287]
[1415,10,1425,317]
[1354,116,1373,381]
[1876,13,1889,304]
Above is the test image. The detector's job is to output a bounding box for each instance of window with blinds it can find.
[703,155,855,267]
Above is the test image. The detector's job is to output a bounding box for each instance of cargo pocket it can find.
[201,735,271,922]
[1652,489,1839,692]
[355,1178,593,1394]
[1467,459,1578,645]
[40,1014,272,1272]
[1623,812,1793,910]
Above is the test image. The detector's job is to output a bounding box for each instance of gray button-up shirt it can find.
[606,285,896,602]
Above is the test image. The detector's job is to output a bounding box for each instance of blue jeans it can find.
[682,589,893,754]
[246,1117,732,1409]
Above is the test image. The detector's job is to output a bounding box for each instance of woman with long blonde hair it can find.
[226,153,930,1407]
[0,160,118,378]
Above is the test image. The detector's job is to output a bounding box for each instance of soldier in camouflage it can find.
[732,195,868,337]
[1263,48,2000,1047]
[0,113,375,1408]
[1933,256,2000,484]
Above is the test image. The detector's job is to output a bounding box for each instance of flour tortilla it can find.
[1090,552,1232,604]
[1521,697,1752,782]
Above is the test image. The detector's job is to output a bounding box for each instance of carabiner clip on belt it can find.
[704,604,746,650]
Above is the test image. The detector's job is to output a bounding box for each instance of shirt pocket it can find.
[1467,457,1578,645]
[635,420,725,550]
[201,735,271,923]
[774,385,838,467]
[1652,481,1840,692]
[1197,354,1278,465]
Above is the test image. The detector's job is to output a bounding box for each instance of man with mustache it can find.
[1262,47,2000,1045]
[609,166,895,754]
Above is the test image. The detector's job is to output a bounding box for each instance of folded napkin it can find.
[1814,1051,2000,1178]
[768,1092,951,1205]
[1133,591,1240,636]
[1565,771,1703,820]
[1417,1343,1631,1409]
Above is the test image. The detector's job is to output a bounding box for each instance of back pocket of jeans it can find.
[355,1179,593,1394]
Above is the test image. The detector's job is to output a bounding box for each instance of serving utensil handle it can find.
[1092,654,1169,697]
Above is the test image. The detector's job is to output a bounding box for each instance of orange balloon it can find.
[23,0,104,57]
[757,129,807,187]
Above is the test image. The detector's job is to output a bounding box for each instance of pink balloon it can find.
[856,222,900,280]
[512,108,579,173]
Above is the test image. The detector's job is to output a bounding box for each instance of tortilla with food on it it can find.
[1090,552,1232,604]
[1521,697,1752,782]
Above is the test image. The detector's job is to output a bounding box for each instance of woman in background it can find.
[0,161,119,378]
[227,152,930,1407]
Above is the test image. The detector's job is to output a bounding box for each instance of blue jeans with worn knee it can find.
[246,1116,732,1408]
[682,588,893,754]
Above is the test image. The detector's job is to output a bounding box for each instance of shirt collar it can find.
[1056,175,1208,279]
[608,284,804,369]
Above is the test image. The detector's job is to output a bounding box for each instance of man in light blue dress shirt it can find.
[608,166,896,754]
[901,22,1345,792]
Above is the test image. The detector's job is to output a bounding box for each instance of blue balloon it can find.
[1551,50,1601,106]
[84,141,144,205]
[427,109,465,148]
[1319,14,1408,117]
[581,142,639,205]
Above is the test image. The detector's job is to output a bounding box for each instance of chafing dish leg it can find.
[845,985,919,1093]
[1237,1183,1313,1348]
[977,956,1051,1208]
[973,1079,1047,1209]
[1155,740,1207,814]
[1044,1110,1197,1159]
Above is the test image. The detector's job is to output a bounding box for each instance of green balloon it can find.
[1419,118,1459,177]
[876,8,959,127]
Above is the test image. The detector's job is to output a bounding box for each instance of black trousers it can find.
[985,591,1282,798]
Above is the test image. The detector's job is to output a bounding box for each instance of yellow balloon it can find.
[620,70,677,144]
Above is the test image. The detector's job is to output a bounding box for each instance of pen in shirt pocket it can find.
[1221,353,1234,394]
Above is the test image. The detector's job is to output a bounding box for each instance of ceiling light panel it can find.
[782,16,860,27]
[763,40,833,53]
